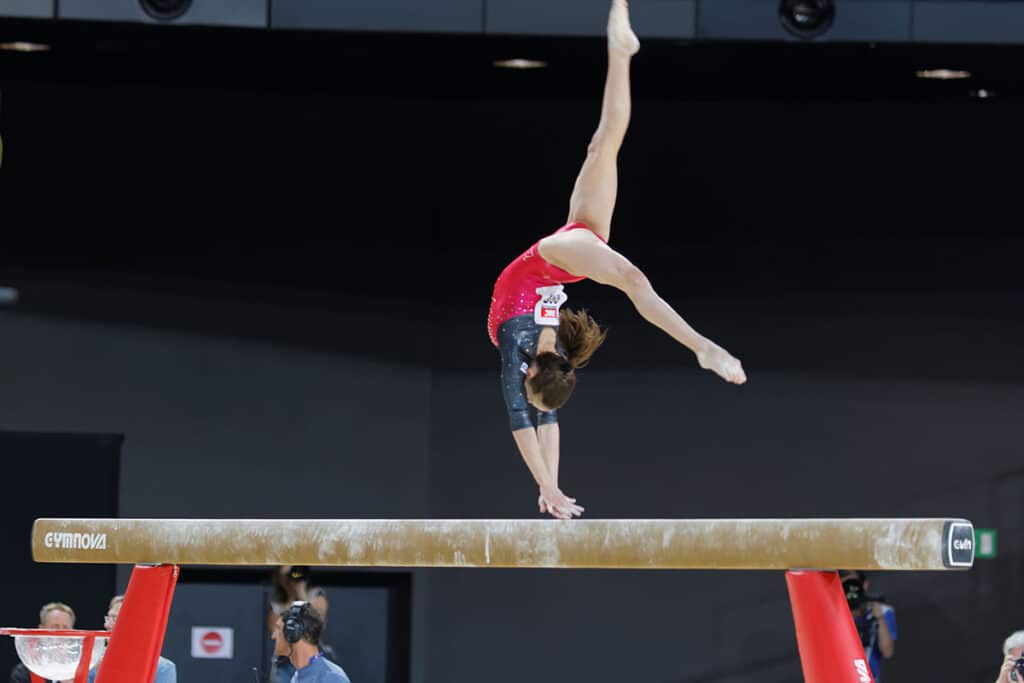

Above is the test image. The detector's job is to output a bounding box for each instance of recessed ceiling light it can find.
[916,69,971,80]
[0,42,51,53]
[494,58,547,70]
[971,89,994,99]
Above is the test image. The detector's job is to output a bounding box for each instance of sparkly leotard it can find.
[488,223,606,430]
[487,223,604,346]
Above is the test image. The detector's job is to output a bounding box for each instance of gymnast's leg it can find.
[566,0,640,243]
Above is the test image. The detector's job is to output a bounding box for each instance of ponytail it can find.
[557,308,607,369]
[527,309,606,411]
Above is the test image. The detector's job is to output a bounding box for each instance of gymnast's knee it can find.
[620,264,649,293]
[586,135,609,157]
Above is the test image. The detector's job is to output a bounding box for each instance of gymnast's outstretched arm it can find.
[536,423,561,514]
[539,229,747,384]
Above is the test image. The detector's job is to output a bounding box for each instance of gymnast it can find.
[486,0,746,520]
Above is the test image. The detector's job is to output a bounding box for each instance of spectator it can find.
[9,602,76,683]
[995,630,1024,683]
[87,596,176,683]
[270,602,350,683]
[840,570,896,683]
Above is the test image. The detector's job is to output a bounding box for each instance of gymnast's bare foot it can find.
[697,341,747,385]
[608,0,640,57]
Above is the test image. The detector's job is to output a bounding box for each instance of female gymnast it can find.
[486,0,747,520]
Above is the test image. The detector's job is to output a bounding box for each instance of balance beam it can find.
[32,518,974,570]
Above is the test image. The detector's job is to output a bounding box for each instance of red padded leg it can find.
[94,564,179,683]
[786,570,874,683]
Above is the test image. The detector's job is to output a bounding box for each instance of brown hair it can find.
[527,308,607,410]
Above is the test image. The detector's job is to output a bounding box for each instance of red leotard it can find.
[487,223,606,346]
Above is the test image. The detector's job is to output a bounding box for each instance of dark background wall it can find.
[1,25,1022,683]
[0,432,120,677]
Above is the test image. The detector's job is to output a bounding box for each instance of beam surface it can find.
[32,518,975,570]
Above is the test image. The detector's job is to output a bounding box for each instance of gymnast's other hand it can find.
[696,340,747,385]
[540,484,584,520]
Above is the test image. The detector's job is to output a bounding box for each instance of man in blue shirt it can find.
[841,570,897,683]
[270,602,350,683]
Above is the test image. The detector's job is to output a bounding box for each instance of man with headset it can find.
[270,602,350,683]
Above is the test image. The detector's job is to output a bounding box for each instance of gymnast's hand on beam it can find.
[696,340,747,385]
[539,484,584,520]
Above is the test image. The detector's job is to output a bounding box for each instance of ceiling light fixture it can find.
[0,287,20,306]
[916,69,971,80]
[139,0,192,21]
[778,0,835,40]
[0,42,51,53]
[494,59,547,70]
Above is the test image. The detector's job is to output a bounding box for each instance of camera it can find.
[842,576,885,612]
[1011,656,1024,682]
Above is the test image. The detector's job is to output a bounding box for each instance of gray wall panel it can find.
[699,0,911,42]
[913,1,1024,44]
[633,0,695,39]
[271,0,483,34]
[0,313,432,520]
[487,0,695,39]
[163,584,267,683]
[59,0,267,28]
[0,0,53,18]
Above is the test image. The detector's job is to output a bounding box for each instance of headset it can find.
[282,601,318,645]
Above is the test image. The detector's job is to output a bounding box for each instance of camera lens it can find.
[843,578,865,609]
[779,0,835,40]
[139,0,192,21]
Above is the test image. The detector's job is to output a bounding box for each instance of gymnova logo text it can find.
[43,532,108,550]
[853,659,871,682]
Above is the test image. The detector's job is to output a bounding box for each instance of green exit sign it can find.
[975,528,997,559]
